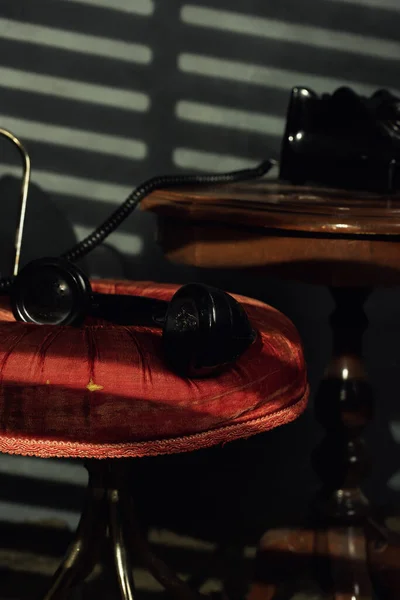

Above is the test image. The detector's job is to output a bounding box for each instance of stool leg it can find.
[43,463,107,600]
[108,461,203,600]
[124,498,203,600]
[108,486,136,600]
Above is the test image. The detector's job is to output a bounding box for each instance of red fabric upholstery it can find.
[0,281,308,458]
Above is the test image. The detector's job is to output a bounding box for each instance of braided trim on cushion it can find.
[0,385,308,459]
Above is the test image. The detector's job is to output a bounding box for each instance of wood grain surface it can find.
[142,181,400,287]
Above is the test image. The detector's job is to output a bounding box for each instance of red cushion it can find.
[0,281,308,458]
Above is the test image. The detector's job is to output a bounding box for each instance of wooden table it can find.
[142,180,400,286]
[142,181,400,600]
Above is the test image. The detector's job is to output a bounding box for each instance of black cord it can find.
[62,159,274,262]
[0,159,274,292]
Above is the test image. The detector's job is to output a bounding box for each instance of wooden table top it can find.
[143,180,400,237]
[141,180,400,287]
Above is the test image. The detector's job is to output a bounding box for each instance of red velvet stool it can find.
[0,280,308,599]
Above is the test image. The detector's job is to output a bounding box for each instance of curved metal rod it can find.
[121,494,204,600]
[0,127,31,276]
[43,468,107,600]
[108,488,136,600]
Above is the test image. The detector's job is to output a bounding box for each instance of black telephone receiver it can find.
[0,128,271,377]
[10,257,257,378]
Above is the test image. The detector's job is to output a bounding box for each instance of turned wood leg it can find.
[248,288,375,599]
[312,287,374,599]
[315,526,371,600]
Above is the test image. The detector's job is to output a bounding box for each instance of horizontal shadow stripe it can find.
[0,498,80,531]
[0,166,147,256]
[4,3,399,93]
[0,18,152,64]
[1,538,228,585]
[173,148,258,173]
[0,39,301,121]
[0,162,132,204]
[0,35,294,117]
[178,53,390,98]
[0,472,84,511]
[0,522,229,594]
[0,566,194,598]
[0,454,87,485]
[168,73,292,118]
[0,519,245,569]
[0,519,72,556]
[388,469,400,491]
[0,37,153,93]
[176,100,285,137]
[389,422,400,442]
[0,141,147,188]
[1,32,397,106]
[192,0,400,41]
[0,114,147,161]
[0,69,292,130]
[0,0,156,46]
[181,4,400,61]
[67,0,155,15]
[176,21,400,92]
[0,118,279,185]
[0,87,151,139]
[6,0,400,56]
[0,66,150,112]
[42,193,170,234]
[325,0,400,12]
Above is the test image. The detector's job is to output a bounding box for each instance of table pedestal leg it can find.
[247,287,400,599]
[312,287,374,599]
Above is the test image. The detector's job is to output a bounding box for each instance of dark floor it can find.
[0,451,398,599]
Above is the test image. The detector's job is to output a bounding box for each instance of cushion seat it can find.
[0,280,308,458]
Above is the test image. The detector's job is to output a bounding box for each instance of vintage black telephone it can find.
[0,128,272,377]
[1,84,398,378]
[280,86,400,193]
